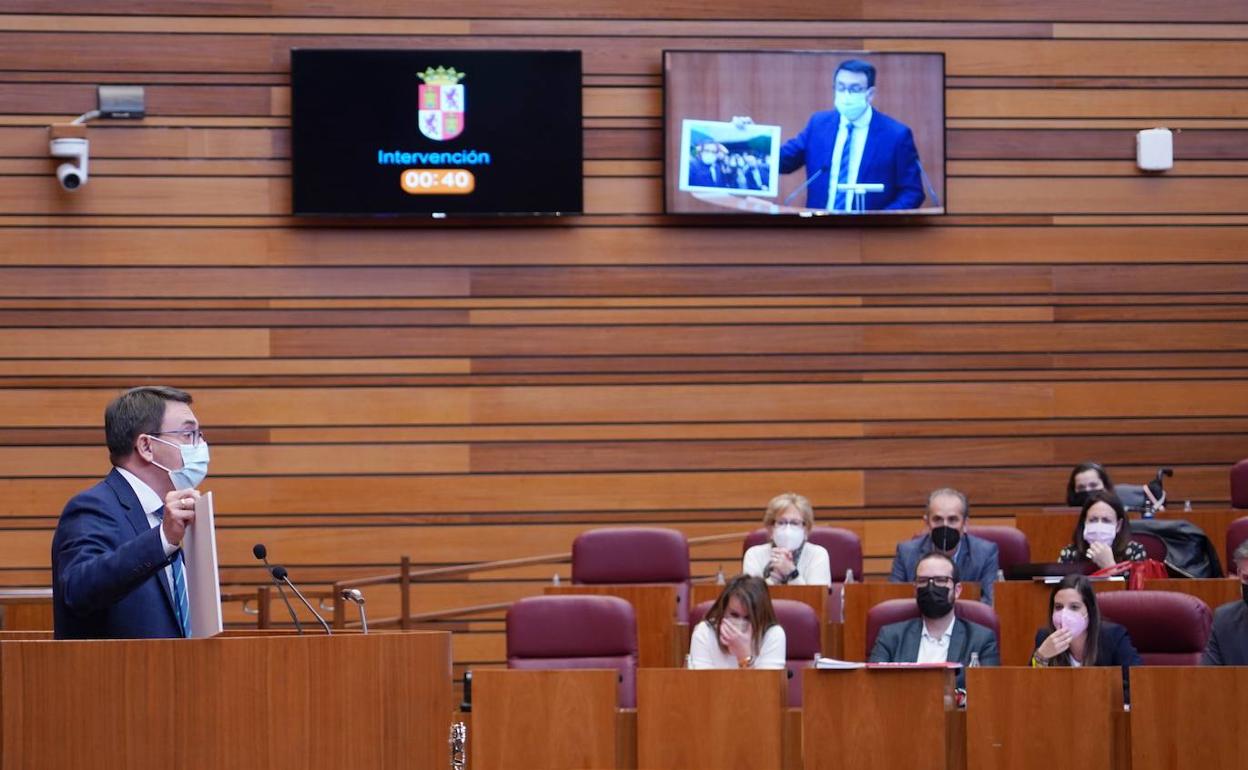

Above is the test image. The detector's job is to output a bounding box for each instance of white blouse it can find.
[688,620,786,669]
[742,541,832,586]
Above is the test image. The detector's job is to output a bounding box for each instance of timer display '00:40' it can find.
[400,169,476,195]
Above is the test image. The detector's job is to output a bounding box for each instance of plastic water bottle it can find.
[844,568,854,584]
[1184,500,1193,512]
[715,566,726,586]
[685,654,693,669]
[552,573,561,586]
[969,652,981,668]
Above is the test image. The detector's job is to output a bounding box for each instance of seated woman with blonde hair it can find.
[689,575,786,669]
[742,492,832,586]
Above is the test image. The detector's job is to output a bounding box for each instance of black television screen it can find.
[291,49,583,216]
[664,50,945,217]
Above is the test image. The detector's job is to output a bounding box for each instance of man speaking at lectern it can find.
[52,386,208,639]
[771,59,925,211]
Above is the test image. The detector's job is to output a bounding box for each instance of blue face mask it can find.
[148,435,210,489]
[835,91,869,121]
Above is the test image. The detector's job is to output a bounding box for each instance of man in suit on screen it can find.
[775,59,925,211]
[51,386,208,639]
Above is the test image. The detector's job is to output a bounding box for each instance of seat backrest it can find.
[572,527,691,622]
[1227,516,1248,572]
[1231,458,1248,509]
[689,598,818,707]
[1130,531,1168,562]
[967,525,1031,570]
[506,595,638,707]
[1097,590,1212,665]
[741,526,864,581]
[865,598,1000,658]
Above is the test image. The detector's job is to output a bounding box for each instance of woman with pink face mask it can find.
[1057,490,1147,569]
[688,575,786,670]
[1031,574,1141,678]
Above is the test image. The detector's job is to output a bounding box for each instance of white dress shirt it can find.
[742,542,832,586]
[689,621,786,669]
[916,613,956,664]
[826,105,874,211]
[115,467,180,595]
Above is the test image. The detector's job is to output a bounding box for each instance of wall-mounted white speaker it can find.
[1136,128,1173,171]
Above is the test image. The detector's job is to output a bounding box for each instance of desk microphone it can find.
[915,158,941,207]
[252,543,302,634]
[341,588,368,634]
[782,167,827,207]
[271,565,332,635]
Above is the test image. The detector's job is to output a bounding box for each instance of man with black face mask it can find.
[890,488,1000,605]
[870,552,1000,685]
[1201,540,1248,665]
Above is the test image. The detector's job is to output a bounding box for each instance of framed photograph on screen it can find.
[677,119,781,198]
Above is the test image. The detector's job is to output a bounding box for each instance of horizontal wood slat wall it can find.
[1,5,1246,677]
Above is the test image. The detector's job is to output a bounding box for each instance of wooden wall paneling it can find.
[1,3,1246,681]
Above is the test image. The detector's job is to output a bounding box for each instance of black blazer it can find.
[1033,621,1142,668]
[1034,620,1142,702]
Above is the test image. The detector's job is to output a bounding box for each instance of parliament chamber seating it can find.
[1231,458,1248,508]
[741,526,865,582]
[1226,516,1248,571]
[690,597,820,707]
[506,594,639,707]
[864,598,1000,658]
[1097,590,1213,665]
[572,527,692,622]
[966,525,1031,571]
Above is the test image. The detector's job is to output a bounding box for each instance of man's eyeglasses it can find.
[914,576,955,589]
[152,429,206,447]
[834,84,869,95]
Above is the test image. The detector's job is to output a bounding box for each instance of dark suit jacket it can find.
[1202,599,1248,666]
[688,160,729,189]
[1034,621,1141,702]
[869,616,1000,688]
[890,531,1000,605]
[778,108,924,210]
[51,468,184,639]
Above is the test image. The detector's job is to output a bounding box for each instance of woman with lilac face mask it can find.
[1057,490,1147,569]
[688,575,786,670]
[1031,575,1141,699]
[742,492,832,586]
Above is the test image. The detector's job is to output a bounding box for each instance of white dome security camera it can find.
[49,137,89,191]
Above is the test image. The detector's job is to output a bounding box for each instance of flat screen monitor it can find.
[291,49,583,216]
[663,50,945,217]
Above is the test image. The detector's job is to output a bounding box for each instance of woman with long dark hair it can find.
[1031,574,1141,671]
[689,574,785,669]
[1065,461,1114,508]
[1058,490,1147,569]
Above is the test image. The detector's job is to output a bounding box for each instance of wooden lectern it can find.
[993,579,1123,665]
[803,667,958,770]
[966,667,1122,770]
[1130,666,1247,770]
[0,631,453,769]
[637,668,785,770]
[472,669,619,770]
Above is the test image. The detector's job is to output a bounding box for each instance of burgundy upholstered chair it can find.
[967,525,1031,571]
[864,598,1000,659]
[572,527,691,622]
[688,598,820,707]
[1231,458,1248,509]
[506,595,638,707]
[1097,590,1212,665]
[1129,530,1168,562]
[742,526,863,581]
[1226,516,1248,572]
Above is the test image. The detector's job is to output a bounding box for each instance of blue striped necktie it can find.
[157,507,192,637]
[833,122,854,211]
